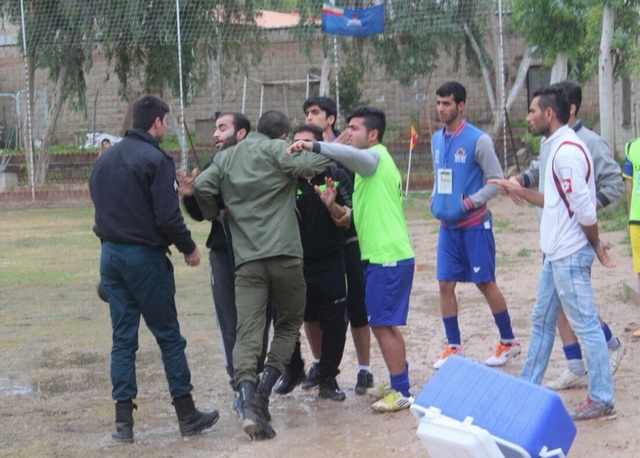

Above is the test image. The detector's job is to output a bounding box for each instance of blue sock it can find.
[390,365,411,398]
[563,342,582,361]
[601,322,613,343]
[493,309,515,341]
[443,316,461,346]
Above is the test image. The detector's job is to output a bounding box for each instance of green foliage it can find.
[330,62,367,118]
[511,0,640,83]
[522,131,541,157]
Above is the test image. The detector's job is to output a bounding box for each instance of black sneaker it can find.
[301,363,319,390]
[274,363,306,395]
[355,369,374,395]
[319,377,346,402]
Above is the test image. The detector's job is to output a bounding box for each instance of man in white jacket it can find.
[491,85,616,421]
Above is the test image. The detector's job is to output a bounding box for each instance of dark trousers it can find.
[209,248,271,383]
[304,255,348,381]
[233,256,306,387]
[100,242,192,401]
[344,239,368,328]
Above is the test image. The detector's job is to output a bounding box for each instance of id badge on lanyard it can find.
[437,168,453,194]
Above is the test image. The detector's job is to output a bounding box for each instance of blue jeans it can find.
[101,242,193,401]
[520,244,613,405]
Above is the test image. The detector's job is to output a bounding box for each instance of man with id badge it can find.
[430,81,521,370]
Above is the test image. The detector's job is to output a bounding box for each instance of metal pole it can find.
[259,84,264,120]
[175,0,188,172]
[19,0,35,201]
[498,0,507,170]
[331,0,340,127]
[242,76,247,114]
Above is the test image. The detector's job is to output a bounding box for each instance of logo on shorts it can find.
[473,267,481,273]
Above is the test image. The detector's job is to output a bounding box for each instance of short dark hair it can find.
[218,111,251,135]
[257,110,291,139]
[292,124,323,141]
[556,81,582,116]
[436,81,467,105]
[132,95,170,131]
[100,138,111,145]
[532,85,571,125]
[303,96,337,127]
[346,106,386,142]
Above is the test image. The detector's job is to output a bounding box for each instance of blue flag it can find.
[321,3,384,36]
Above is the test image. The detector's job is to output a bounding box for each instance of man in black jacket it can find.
[90,94,218,443]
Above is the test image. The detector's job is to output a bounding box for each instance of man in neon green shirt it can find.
[288,106,415,412]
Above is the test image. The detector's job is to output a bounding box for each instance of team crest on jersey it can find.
[454,148,467,163]
[562,178,573,193]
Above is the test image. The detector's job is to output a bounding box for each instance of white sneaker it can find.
[545,369,589,391]
[433,345,464,369]
[609,340,626,375]
[485,341,522,367]
[371,389,414,412]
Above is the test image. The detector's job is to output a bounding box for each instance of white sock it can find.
[568,359,587,375]
[358,365,371,373]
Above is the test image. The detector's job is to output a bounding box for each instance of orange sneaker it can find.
[485,340,522,367]
[633,329,640,338]
[433,345,464,369]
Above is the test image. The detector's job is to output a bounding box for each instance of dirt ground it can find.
[1,195,639,457]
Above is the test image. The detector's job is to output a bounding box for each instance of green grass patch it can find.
[516,248,532,257]
[598,199,628,232]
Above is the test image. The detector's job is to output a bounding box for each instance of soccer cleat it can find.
[319,377,346,401]
[371,389,413,412]
[609,339,626,375]
[485,340,522,367]
[354,369,374,395]
[571,395,617,421]
[301,363,319,390]
[374,382,391,399]
[545,369,589,391]
[433,346,464,369]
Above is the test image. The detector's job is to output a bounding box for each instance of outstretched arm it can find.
[288,140,380,177]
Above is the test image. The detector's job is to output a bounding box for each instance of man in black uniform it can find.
[294,124,351,400]
[89,94,218,443]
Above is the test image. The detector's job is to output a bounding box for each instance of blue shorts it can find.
[436,220,496,284]
[364,258,414,327]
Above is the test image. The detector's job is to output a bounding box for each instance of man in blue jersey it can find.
[430,81,520,369]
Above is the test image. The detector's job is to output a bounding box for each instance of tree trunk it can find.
[488,46,537,139]
[599,5,616,159]
[35,65,68,186]
[319,55,331,97]
[550,53,568,83]
[463,21,496,111]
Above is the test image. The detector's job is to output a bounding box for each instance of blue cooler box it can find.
[414,356,576,458]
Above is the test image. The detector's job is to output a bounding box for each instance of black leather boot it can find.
[172,394,220,437]
[242,366,281,440]
[112,400,136,443]
[273,342,306,395]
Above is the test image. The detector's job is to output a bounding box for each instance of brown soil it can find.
[1,195,639,457]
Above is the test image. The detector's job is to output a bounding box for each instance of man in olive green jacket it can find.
[193,110,334,441]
